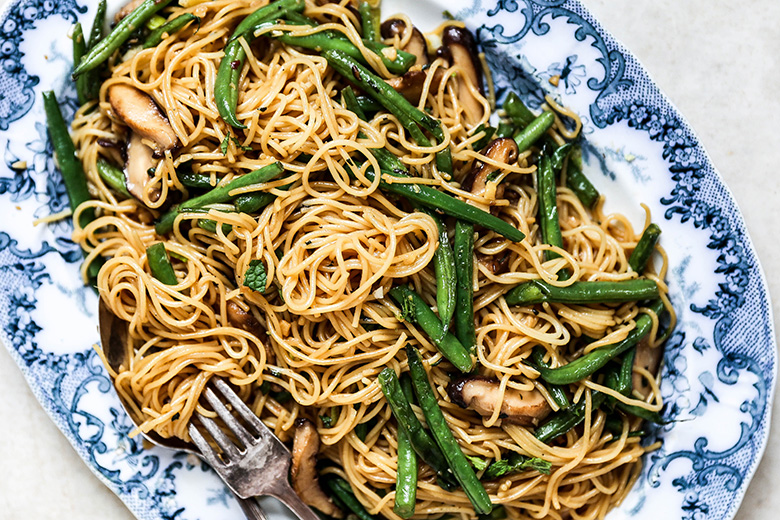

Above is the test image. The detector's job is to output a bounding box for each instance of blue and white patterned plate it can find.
[0,0,775,518]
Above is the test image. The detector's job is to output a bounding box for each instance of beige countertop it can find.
[0,0,778,518]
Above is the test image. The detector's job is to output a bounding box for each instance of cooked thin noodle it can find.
[69,1,674,518]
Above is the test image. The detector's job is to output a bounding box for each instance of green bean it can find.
[323,49,452,175]
[550,142,573,171]
[359,1,381,43]
[618,349,635,396]
[156,162,284,234]
[197,218,232,234]
[215,0,306,128]
[453,221,476,353]
[513,111,555,153]
[43,91,93,228]
[269,30,416,76]
[146,243,178,285]
[482,453,552,480]
[389,286,474,372]
[565,146,599,208]
[504,279,659,306]
[406,346,493,515]
[629,223,662,273]
[616,401,663,423]
[424,210,456,332]
[87,0,107,48]
[471,124,496,151]
[143,14,198,48]
[234,192,276,214]
[535,391,607,443]
[534,300,665,385]
[355,94,383,115]
[322,476,375,520]
[502,92,535,129]
[530,347,569,410]
[495,121,514,138]
[342,86,367,121]
[361,167,524,242]
[537,149,567,279]
[96,159,130,197]
[178,170,218,190]
[76,0,107,103]
[72,23,89,104]
[394,377,418,518]
[72,0,174,76]
[377,368,456,489]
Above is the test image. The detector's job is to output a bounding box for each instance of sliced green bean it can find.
[389,286,474,372]
[471,124,496,151]
[534,300,665,386]
[215,0,306,128]
[482,453,552,480]
[537,149,567,276]
[361,167,524,242]
[535,391,607,443]
[147,242,178,285]
[178,170,218,190]
[618,349,636,396]
[424,210,456,332]
[453,221,476,353]
[355,94,383,114]
[377,368,456,488]
[629,223,662,273]
[495,121,514,138]
[406,346,493,515]
[156,162,284,234]
[359,1,381,43]
[394,376,418,518]
[96,159,130,197]
[323,49,451,175]
[87,0,107,48]
[197,218,232,234]
[505,279,659,306]
[503,92,535,129]
[143,13,199,48]
[322,476,375,520]
[513,111,555,153]
[531,347,569,410]
[72,23,89,104]
[43,91,94,228]
[342,86,367,121]
[616,401,663,424]
[73,0,174,76]
[565,146,599,208]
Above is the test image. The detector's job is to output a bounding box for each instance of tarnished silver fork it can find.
[188,379,319,520]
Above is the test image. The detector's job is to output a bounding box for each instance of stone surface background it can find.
[0,0,777,518]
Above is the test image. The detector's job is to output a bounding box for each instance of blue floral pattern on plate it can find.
[0,0,775,519]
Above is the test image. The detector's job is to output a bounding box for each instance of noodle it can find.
[68,1,675,519]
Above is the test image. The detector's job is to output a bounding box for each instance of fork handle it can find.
[237,496,269,520]
[272,483,322,520]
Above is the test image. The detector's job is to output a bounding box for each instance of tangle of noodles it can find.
[68,1,675,519]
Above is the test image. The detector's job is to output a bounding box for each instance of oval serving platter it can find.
[0,0,775,519]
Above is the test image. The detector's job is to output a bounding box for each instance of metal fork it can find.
[188,379,320,520]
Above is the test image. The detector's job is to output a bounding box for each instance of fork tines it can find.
[188,379,266,465]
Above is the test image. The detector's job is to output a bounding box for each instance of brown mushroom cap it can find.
[124,132,159,203]
[291,418,344,518]
[108,84,179,154]
[441,26,484,126]
[632,337,663,398]
[385,68,444,104]
[461,138,519,212]
[381,18,429,66]
[447,375,551,426]
[226,300,276,366]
